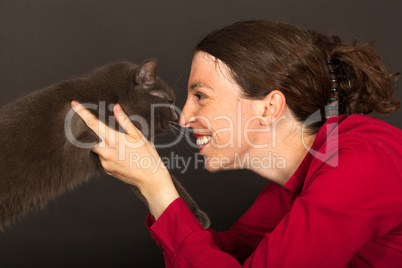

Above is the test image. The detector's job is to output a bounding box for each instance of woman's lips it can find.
[194,133,212,153]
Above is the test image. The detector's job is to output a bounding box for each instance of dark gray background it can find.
[1,0,401,267]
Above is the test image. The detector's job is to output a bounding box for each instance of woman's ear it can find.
[254,90,286,125]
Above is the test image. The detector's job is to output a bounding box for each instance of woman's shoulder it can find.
[308,114,402,187]
[304,115,402,210]
[336,114,402,155]
[339,114,401,136]
[312,114,402,166]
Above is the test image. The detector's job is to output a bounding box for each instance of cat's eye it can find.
[150,90,174,103]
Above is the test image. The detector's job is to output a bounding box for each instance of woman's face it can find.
[179,52,266,171]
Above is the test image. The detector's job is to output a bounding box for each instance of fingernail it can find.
[71,101,78,109]
[113,104,122,113]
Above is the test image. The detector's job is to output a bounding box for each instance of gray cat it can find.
[0,59,210,230]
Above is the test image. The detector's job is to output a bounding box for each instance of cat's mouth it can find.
[153,107,178,136]
[130,120,170,138]
[154,119,172,135]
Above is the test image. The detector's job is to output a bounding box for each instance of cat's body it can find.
[0,59,210,230]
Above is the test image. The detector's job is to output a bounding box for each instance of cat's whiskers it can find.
[167,121,195,154]
[168,122,183,139]
[168,122,185,140]
[168,121,182,128]
[172,70,187,94]
[168,121,186,137]
[168,123,181,137]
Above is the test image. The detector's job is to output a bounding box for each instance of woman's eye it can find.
[194,92,206,100]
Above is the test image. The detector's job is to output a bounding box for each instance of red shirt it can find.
[146,115,402,267]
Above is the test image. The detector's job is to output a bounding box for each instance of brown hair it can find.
[195,20,400,132]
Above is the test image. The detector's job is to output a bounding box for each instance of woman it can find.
[71,20,402,267]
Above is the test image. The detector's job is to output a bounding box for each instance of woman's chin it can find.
[204,158,233,172]
[205,165,221,173]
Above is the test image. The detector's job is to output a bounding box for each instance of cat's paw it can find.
[193,210,211,229]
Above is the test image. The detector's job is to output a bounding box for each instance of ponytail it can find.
[330,41,400,115]
[309,29,400,117]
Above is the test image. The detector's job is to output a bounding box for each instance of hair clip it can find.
[325,60,337,65]
[326,106,338,111]
[328,69,338,74]
[323,59,349,120]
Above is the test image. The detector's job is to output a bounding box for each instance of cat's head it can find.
[117,59,177,138]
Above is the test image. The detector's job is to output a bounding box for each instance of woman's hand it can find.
[71,101,179,219]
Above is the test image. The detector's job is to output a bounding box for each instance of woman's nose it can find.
[179,101,195,127]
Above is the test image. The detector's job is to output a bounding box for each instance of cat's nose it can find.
[170,107,178,121]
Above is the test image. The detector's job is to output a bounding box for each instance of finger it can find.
[71,101,109,142]
[113,104,143,138]
[91,142,103,154]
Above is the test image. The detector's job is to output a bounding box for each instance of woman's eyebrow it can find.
[189,81,214,91]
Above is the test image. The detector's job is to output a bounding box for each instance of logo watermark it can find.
[128,152,287,174]
[64,101,339,171]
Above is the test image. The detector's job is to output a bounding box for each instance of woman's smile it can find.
[194,133,212,152]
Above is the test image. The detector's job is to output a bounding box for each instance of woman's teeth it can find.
[196,136,212,146]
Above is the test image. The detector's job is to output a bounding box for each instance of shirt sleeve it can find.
[146,141,402,267]
[145,181,294,265]
[207,182,293,263]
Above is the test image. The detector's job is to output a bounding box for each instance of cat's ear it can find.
[136,58,158,86]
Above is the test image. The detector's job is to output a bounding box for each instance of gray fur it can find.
[0,59,210,230]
